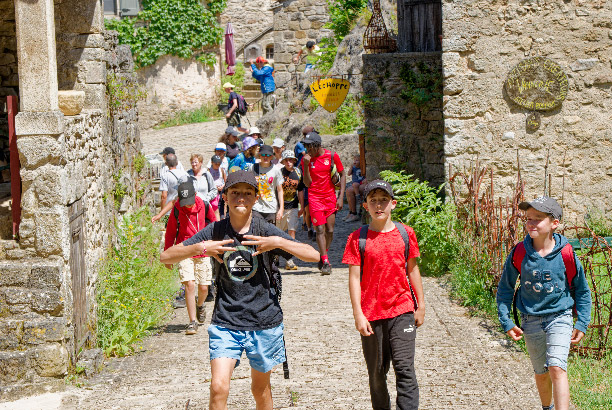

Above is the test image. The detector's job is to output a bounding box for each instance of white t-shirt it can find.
[159,168,189,214]
[252,164,284,214]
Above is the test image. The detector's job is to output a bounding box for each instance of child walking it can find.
[497,196,591,410]
[161,171,319,410]
[342,180,425,410]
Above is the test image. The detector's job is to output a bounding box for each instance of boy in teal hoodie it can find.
[497,196,591,410]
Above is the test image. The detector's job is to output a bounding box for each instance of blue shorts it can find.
[208,323,286,373]
[522,309,573,374]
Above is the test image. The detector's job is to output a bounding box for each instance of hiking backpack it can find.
[358,221,418,309]
[510,241,578,328]
[172,201,211,245]
[330,151,341,188]
[236,94,249,116]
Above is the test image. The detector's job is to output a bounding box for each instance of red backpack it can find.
[510,241,577,328]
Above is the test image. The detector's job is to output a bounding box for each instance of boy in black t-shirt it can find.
[278,150,303,270]
[161,171,319,410]
[223,82,247,133]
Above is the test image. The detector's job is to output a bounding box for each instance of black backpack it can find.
[358,221,418,309]
[236,94,249,115]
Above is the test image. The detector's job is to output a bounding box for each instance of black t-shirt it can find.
[182,216,295,331]
[281,167,302,209]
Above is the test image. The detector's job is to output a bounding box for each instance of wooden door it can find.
[398,0,442,52]
[69,199,89,357]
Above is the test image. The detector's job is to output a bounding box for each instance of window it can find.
[266,45,274,60]
[104,0,117,14]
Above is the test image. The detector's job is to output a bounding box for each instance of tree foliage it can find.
[105,0,227,69]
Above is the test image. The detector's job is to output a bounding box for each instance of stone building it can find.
[0,0,142,399]
[363,0,612,221]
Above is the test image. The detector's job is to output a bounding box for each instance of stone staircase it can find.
[0,238,26,261]
[241,77,262,109]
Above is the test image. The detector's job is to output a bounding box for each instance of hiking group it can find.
[155,120,591,410]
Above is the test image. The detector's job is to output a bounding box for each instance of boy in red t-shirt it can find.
[164,181,217,335]
[342,180,425,410]
[302,131,346,275]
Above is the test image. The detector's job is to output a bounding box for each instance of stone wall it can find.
[1,1,143,399]
[272,0,332,96]
[136,55,220,129]
[362,53,445,186]
[442,0,612,221]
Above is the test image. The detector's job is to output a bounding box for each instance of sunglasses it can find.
[260,154,273,157]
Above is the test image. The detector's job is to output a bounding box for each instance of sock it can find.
[543,404,554,410]
[321,254,329,263]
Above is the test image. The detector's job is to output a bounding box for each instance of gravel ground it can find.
[33,122,546,409]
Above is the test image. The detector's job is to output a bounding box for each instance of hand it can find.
[302,154,311,166]
[571,329,585,344]
[249,59,254,64]
[506,326,524,341]
[241,235,281,257]
[276,210,283,221]
[292,56,298,63]
[298,208,304,217]
[336,197,343,211]
[203,239,236,263]
[217,185,224,192]
[225,113,231,118]
[414,306,425,327]
[354,313,373,336]
[151,214,161,223]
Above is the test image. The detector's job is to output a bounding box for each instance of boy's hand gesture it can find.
[203,239,236,263]
[414,306,425,327]
[354,313,373,336]
[571,329,585,344]
[506,325,524,341]
[241,235,281,257]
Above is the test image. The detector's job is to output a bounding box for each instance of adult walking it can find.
[250,56,275,116]
[301,131,346,275]
[158,153,188,221]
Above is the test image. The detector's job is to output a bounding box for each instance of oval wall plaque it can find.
[505,57,568,111]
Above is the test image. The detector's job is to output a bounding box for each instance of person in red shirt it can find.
[342,180,425,410]
[164,181,217,335]
[301,131,346,275]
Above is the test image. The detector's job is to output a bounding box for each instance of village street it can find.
[0,120,546,409]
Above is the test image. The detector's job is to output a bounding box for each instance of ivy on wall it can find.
[105,0,227,69]
[399,61,443,108]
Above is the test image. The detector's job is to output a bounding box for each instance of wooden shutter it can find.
[104,0,117,14]
[398,0,442,52]
[120,0,140,17]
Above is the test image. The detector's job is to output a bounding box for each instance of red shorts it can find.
[310,208,337,226]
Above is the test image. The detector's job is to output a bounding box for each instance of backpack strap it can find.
[510,242,525,329]
[393,222,418,309]
[358,225,369,282]
[173,206,180,245]
[561,243,577,290]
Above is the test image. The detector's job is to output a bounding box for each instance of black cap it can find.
[302,131,322,145]
[363,180,395,200]
[160,147,175,155]
[255,137,265,146]
[259,145,274,157]
[224,170,258,193]
[518,196,563,220]
[177,181,196,207]
[211,155,223,164]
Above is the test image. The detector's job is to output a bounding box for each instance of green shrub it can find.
[219,62,246,102]
[104,0,227,69]
[96,207,176,356]
[317,94,364,135]
[380,171,459,277]
[154,102,222,129]
[585,208,612,237]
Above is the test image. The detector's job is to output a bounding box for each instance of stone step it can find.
[0,239,19,261]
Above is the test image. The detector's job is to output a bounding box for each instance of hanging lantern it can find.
[363,0,397,54]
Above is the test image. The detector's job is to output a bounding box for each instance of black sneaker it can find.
[320,261,332,276]
[309,229,315,241]
[172,296,186,309]
[196,305,206,324]
[317,259,324,271]
[185,320,198,335]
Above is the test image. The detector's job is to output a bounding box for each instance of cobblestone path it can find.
[27,123,545,409]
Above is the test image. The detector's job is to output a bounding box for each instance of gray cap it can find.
[363,180,394,200]
[518,196,563,220]
[225,126,240,137]
[302,131,322,145]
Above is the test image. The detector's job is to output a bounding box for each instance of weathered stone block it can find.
[300,19,311,30]
[75,83,106,110]
[30,289,63,316]
[296,30,307,39]
[0,351,27,383]
[16,135,64,169]
[34,208,68,257]
[31,165,68,207]
[0,319,24,350]
[58,90,85,116]
[23,317,66,344]
[0,262,29,286]
[76,348,103,377]
[29,262,62,290]
[570,58,599,72]
[14,111,65,137]
[0,53,15,65]
[31,343,68,377]
[58,0,103,34]
[3,287,31,305]
[84,61,106,84]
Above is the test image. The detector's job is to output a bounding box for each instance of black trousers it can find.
[361,312,419,410]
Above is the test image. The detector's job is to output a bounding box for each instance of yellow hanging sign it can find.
[310,78,351,113]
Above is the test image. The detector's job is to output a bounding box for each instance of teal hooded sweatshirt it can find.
[496,233,592,334]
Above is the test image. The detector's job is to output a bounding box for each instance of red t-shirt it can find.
[342,224,420,321]
[306,150,344,211]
